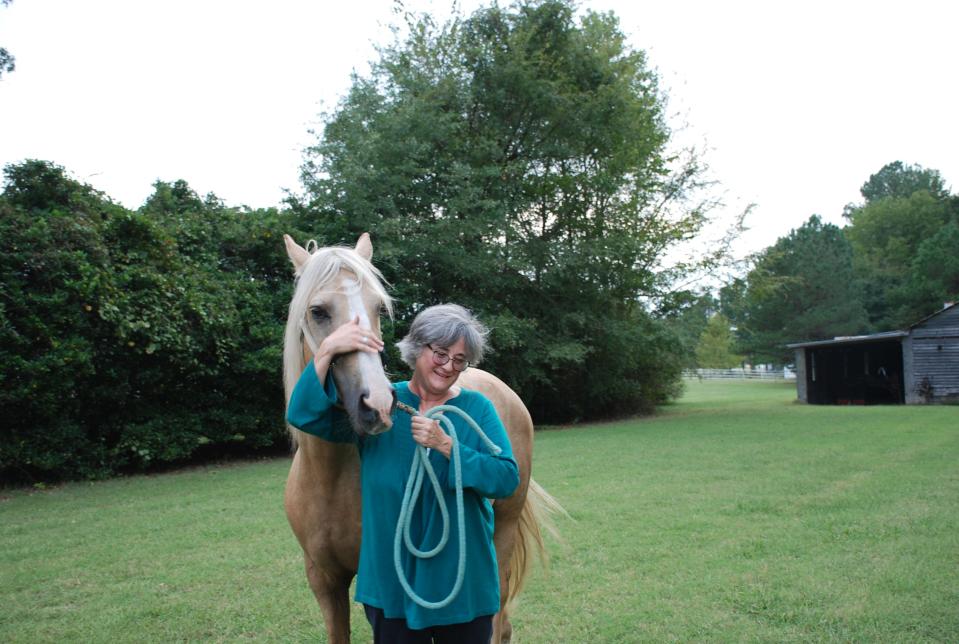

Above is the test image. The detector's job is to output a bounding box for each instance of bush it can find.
[0,162,291,482]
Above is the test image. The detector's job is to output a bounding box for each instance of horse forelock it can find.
[282,245,393,444]
[293,246,392,317]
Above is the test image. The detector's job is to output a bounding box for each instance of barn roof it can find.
[786,330,908,349]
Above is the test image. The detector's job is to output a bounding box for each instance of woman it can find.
[287,303,519,643]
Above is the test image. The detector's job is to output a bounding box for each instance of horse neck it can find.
[288,347,355,477]
[295,432,359,482]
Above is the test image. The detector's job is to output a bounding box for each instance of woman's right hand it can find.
[315,316,385,371]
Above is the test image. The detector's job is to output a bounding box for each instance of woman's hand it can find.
[313,316,384,376]
[411,416,453,458]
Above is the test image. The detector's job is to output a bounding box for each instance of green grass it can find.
[2,380,957,642]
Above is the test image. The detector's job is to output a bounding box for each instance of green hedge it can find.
[1,161,293,482]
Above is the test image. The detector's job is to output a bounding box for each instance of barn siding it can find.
[914,304,959,332]
[908,305,959,403]
[903,335,918,403]
[794,349,808,402]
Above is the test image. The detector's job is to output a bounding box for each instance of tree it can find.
[844,165,955,329]
[658,290,717,369]
[733,216,868,364]
[903,221,959,316]
[297,0,710,420]
[858,161,949,204]
[695,313,742,368]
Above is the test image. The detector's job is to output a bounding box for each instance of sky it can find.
[1,0,957,260]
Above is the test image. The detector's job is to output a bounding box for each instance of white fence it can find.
[683,368,796,381]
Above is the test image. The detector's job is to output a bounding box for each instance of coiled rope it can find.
[393,403,503,609]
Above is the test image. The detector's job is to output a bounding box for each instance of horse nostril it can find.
[390,388,397,413]
[358,391,376,420]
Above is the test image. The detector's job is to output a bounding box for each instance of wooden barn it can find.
[788,303,959,405]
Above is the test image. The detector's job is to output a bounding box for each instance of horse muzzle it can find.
[356,388,397,435]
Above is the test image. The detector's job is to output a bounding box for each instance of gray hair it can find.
[397,304,489,368]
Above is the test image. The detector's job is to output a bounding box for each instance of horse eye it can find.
[310,306,330,323]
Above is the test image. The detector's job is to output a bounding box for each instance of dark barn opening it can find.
[805,340,904,405]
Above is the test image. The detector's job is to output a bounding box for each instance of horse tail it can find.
[507,477,568,605]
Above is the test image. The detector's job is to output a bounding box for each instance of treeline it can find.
[676,161,959,367]
[2,1,716,482]
[1,161,298,481]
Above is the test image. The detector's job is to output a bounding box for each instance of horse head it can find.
[282,233,396,436]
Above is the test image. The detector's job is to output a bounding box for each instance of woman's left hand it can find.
[411,416,453,458]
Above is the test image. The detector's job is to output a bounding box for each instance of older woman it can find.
[286,303,519,644]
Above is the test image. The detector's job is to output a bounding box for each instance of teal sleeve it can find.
[447,397,519,499]
[286,364,357,443]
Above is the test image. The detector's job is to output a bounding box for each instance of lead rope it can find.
[393,402,502,609]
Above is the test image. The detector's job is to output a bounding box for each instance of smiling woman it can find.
[398,304,487,414]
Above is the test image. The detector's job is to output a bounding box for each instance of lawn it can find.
[2,380,957,642]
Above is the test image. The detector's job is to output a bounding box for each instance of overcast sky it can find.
[1,0,956,259]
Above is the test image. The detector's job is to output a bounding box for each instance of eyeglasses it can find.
[427,344,470,372]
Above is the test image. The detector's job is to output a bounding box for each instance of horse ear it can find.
[284,234,312,275]
[354,232,373,260]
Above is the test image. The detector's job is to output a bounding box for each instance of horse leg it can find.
[491,573,513,644]
[491,522,519,644]
[304,554,353,644]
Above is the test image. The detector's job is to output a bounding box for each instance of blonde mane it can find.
[282,243,393,444]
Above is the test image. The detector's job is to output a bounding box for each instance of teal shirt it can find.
[286,365,520,629]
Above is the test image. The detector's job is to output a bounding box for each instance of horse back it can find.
[457,369,533,517]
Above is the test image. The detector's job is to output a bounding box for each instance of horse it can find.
[282,232,561,643]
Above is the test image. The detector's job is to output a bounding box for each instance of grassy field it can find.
[2,380,957,642]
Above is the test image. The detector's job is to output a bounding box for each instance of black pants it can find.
[364,604,493,644]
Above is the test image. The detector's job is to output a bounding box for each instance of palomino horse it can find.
[282,233,559,643]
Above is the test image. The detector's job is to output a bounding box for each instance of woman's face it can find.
[412,336,467,399]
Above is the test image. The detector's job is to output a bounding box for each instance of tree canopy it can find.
[844,162,958,328]
[724,161,957,363]
[729,215,868,364]
[297,0,711,420]
[858,161,949,204]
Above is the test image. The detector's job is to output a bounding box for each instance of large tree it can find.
[903,221,959,316]
[732,216,868,364]
[844,162,956,328]
[297,0,711,420]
